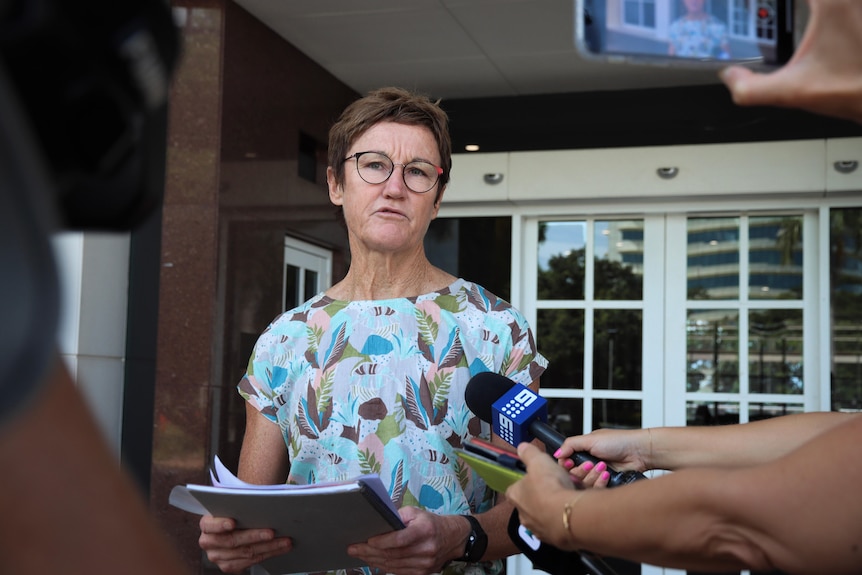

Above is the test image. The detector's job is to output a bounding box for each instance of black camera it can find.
[0,0,180,422]
[0,0,180,229]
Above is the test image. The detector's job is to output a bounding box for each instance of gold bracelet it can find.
[562,496,580,534]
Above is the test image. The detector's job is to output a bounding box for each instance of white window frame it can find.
[520,215,666,435]
[283,235,332,311]
[440,198,837,575]
[664,210,821,430]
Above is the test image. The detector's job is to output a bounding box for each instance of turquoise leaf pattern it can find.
[360,334,394,356]
[296,397,319,439]
[419,483,445,510]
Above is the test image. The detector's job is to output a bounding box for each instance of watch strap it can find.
[459,514,488,562]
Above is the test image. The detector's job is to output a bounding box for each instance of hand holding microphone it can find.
[464,372,646,487]
[464,372,643,575]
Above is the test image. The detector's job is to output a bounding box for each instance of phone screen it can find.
[576,0,794,67]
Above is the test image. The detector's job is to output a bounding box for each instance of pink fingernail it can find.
[601,471,610,481]
[596,461,607,473]
[563,459,574,469]
[553,449,563,458]
[582,461,594,472]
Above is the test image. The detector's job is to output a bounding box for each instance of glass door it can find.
[664,212,818,434]
[522,216,666,438]
[514,209,820,575]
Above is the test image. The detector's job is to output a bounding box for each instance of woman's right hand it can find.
[555,428,652,481]
[198,515,292,574]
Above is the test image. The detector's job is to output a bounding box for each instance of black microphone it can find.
[464,372,646,488]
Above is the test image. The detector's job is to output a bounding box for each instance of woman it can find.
[199,87,547,575]
[667,0,731,59]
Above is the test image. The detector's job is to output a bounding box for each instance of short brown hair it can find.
[328,87,451,199]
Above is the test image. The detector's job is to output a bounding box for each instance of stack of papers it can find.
[169,457,404,574]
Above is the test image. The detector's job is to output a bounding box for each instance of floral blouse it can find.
[239,278,547,575]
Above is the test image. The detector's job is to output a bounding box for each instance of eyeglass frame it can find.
[342,151,444,194]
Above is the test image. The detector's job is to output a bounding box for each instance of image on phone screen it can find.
[576,0,794,67]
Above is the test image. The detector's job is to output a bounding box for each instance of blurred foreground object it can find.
[0,1,189,573]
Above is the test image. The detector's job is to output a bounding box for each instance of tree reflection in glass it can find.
[537,221,586,300]
[686,310,739,394]
[748,309,804,395]
[595,220,643,300]
[830,208,862,411]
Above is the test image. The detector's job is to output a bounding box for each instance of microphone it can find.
[464,372,646,488]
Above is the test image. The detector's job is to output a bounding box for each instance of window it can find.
[623,0,657,28]
[681,214,808,428]
[283,236,331,311]
[431,202,855,575]
[530,219,648,435]
[830,208,862,412]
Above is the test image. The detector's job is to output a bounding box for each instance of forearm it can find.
[539,417,862,573]
[473,497,519,561]
[648,411,855,470]
[560,469,772,571]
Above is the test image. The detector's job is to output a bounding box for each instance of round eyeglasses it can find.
[344,151,443,194]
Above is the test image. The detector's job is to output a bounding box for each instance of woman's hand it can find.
[347,507,468,575]
[506,442,581,550]
[198,515,292,574]
[555,428,651,477]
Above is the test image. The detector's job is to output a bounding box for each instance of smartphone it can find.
[461,437,526,471]
[575,0,795,69]
[455,438,526,493]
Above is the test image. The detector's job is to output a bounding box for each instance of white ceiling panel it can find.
[232,0,724,99]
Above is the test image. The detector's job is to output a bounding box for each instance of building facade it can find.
[56,2,862,575]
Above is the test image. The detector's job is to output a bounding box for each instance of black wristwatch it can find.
[459,515,488,562]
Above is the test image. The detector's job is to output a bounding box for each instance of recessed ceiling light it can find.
[465,144,480,152]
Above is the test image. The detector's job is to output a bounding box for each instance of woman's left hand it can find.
[565,457,612,489]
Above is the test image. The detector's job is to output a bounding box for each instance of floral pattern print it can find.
[668,15,729,58]
[238,279,547,575]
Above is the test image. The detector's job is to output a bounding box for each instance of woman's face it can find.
[327,121,445,256]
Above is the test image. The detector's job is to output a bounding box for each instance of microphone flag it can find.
[491,384,548,446]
